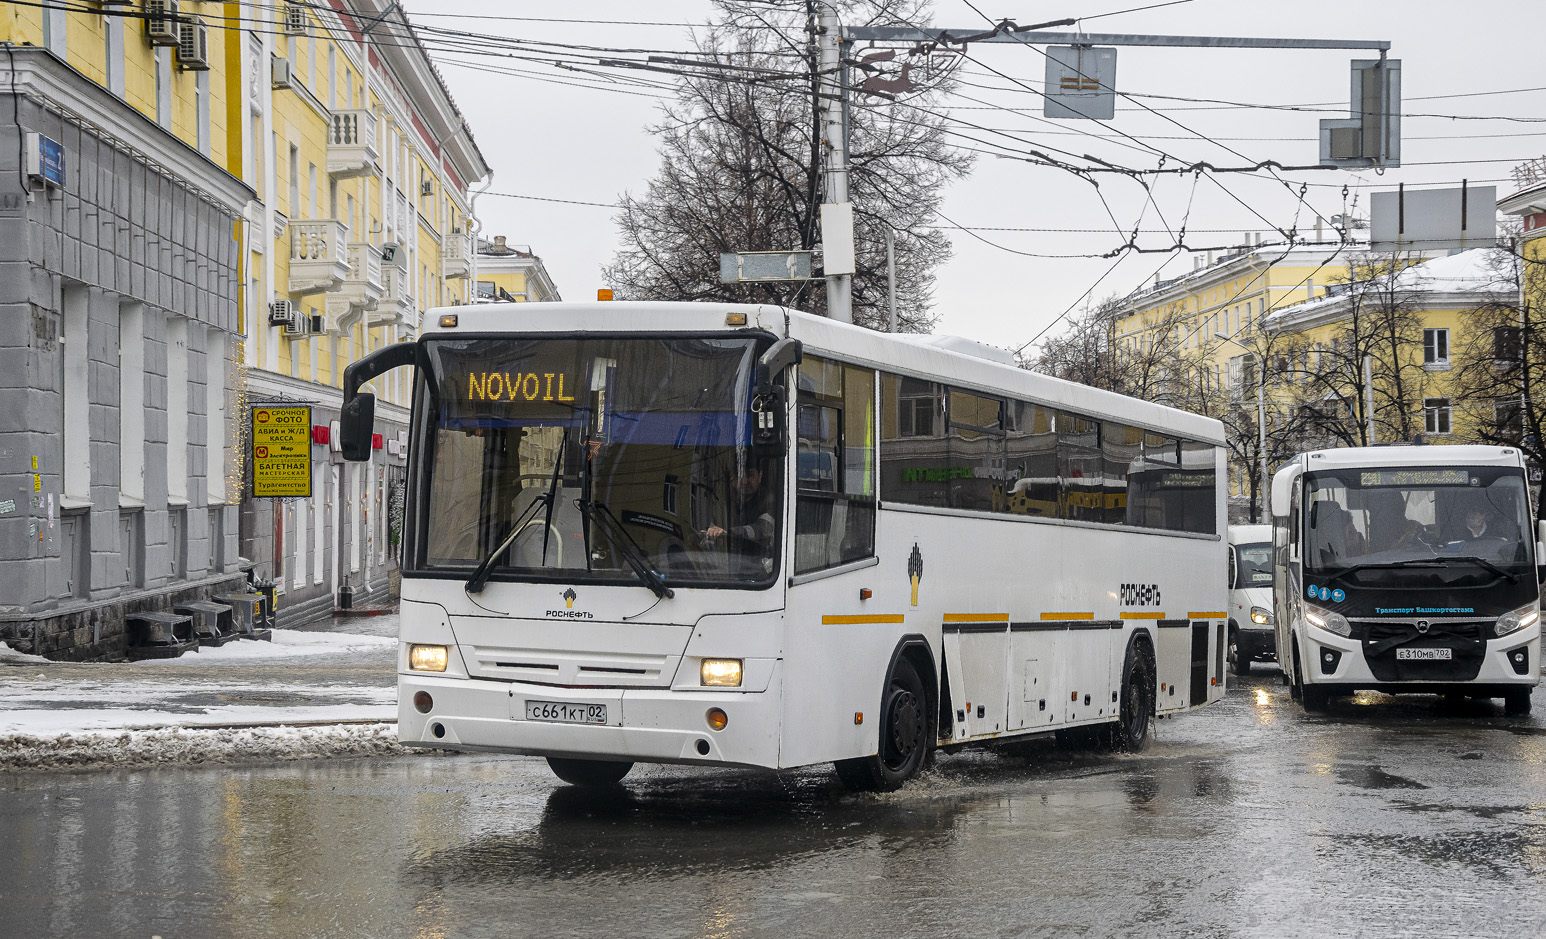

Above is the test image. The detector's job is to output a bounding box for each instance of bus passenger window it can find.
[795,357,875,574]
[1102,422,1142,526]
[880,374,948,508]
[946,389,1006,513]
[1058,413,1102,523]
[1005,401,1057,518]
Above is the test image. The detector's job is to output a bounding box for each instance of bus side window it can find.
[880,373,948,508]
[1058,413,1102,523]
[795,357,875,574]
[1005,401,1056,518]
[946,388,1005,513]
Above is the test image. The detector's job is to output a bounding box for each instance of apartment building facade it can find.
[474,236,559,303]
[0,1,490,656]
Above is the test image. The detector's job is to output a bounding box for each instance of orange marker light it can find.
[706,708,728,731]
[725,312,748,326]
[597,289,614,301]
[859,588,872,601]
[854,712,864,725]
[438,314,458,328]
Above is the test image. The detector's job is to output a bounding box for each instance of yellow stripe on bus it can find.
[1188,612,1227,619]
[1120,612,1165,620]
[943,613,1009,622]
[821,614,906,625]
[1041,612,1094,621]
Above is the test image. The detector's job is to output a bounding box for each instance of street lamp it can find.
[1216,332,1269,523]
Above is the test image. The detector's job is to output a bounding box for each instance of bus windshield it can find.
[1234,543,1272,589]
[413,335,780,589]
[1304,466,1535,586]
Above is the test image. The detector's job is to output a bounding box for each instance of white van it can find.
[1228,524,1276,675]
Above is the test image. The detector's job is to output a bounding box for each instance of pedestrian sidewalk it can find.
[0,611,404,772]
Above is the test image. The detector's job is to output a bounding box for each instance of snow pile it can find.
[135,628,396,664]
[0,641,49,664]
[0,722,415,772]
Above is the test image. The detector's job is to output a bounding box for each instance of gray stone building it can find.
[0,47,252,660]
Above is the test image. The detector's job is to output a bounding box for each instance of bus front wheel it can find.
[546,757,633,787]
[835,658,932,792]
[1504,688,1533,716]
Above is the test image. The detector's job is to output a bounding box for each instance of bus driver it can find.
[703,465,776,574]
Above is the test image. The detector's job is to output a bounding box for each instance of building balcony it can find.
[323,242,385,332]
[442,231,471,280]
[327,108,379,180]
[288,219,350,295]
[370,265,416,327]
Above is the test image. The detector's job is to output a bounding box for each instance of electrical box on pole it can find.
[1043,46,1117,120]
[1320,58,1401,168]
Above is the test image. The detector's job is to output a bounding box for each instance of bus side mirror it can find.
[752,338,801,447]
[340,393,375,462]
[1269,465,1299,518]
[1536,521,1546,583]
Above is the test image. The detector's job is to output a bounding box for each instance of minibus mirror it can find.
[340,393,376,461]
[1269,465,1298,518]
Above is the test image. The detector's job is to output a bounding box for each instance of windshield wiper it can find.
[465,492,550,595]
[1322,556,1519,585]
[539,429,569,566]
[467,439,568,594]
[579,499,674,599]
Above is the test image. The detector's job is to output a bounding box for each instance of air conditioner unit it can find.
[284,2,308,35]
[177,16,210,71]
[283,310,315,338]
[268,299,295,328]
[420,180,433,197]
[144,0,181,46]
[271,55,293,89]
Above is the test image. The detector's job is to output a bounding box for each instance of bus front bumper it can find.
[1300,622,1540,688]
[397,673,784,769]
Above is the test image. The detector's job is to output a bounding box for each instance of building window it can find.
[1495,399,1523,438]
[1494,326,1523,365]
[155,48,171,128]
[1423,328,1449,366]
[1424,398,1452,435]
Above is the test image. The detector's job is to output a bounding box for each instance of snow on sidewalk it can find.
[0,627,408,772]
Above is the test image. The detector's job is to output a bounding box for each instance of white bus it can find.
[339,302,1228,790]
[1270,445,1541,714]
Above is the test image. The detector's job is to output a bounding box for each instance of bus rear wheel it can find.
[1503,688,1533,716]
[546,757,634,787]
[1108,643,1156,752]
[835,658,932,792]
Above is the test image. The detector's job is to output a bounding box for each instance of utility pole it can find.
[817,7,854,323]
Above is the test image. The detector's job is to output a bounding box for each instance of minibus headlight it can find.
[408,644,449,672]
[1496,605,1539,637]
[700,658,743,687]
[1305,605,1351,637]
[1250,606,1274,626]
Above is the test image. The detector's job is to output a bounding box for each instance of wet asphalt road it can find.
[4,669,1546,939]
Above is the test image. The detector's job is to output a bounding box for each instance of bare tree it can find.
[1285,252,1433,447]
[603,0,971,331]
[1450,244,1546,517]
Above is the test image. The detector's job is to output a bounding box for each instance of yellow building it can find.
[474,235,560,303]
[237,0,490,618]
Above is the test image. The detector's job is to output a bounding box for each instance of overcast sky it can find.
[411,1,1546,353]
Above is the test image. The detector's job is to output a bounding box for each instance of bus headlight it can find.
[700,658,743,687]
[1250,606,1274,626]
[1496,605,1540,637]
[408,644,449,672]
[1305,605,1351,637]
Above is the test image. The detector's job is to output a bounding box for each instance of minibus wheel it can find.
[546,757,634,786]
[1227,628,1251,677]
[835,657,932,792]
